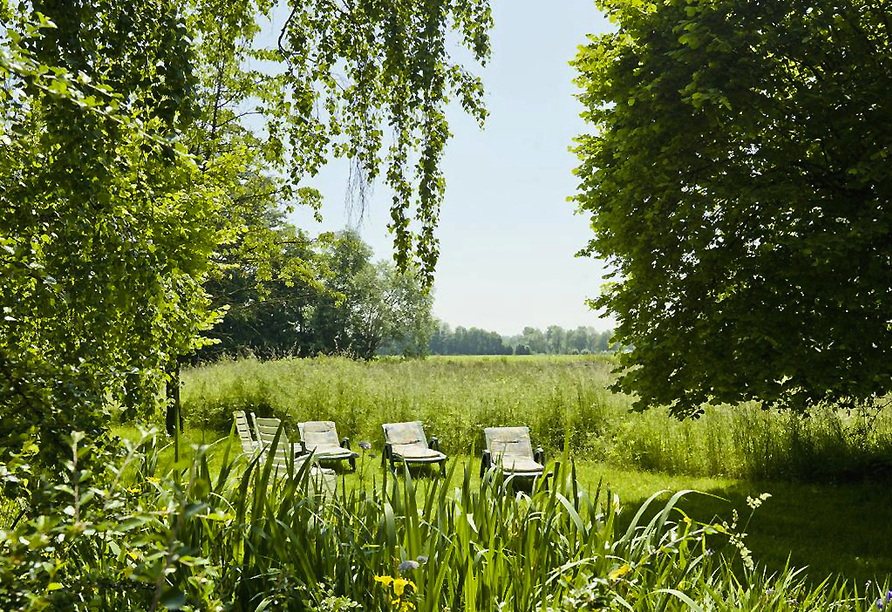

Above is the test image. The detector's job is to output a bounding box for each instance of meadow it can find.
[177,354,892,586]
[182,354,892,483]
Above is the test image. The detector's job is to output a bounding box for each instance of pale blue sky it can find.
[270,2,614,336]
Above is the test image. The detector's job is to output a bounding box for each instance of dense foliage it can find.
[572,0,892,416]
[0,0,220,466]
[1,0,492,463]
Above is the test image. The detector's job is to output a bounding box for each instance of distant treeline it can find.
[199,224,614,360]
[425,323,614,356]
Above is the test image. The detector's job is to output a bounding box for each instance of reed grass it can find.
[21,428,883,611]
[116,427,892,587]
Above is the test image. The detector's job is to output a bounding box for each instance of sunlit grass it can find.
[181,355,892,484]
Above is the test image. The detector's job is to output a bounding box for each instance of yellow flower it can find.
[392,577,413,597]
[375,575,394,587]
[608,563,630,581]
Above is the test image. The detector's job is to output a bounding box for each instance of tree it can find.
[1,0,492,462]
[546,325,565,355]
[572,0,892,417]
[375,262,437,358]
[521,326,548,354]
[1,0,219,466]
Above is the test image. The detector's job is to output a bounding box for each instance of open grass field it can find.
[125,353,892,587]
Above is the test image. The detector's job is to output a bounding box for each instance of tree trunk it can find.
[165,359,183,436]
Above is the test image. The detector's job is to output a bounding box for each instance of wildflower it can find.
[746,492,772,510]
[359,441,372,450]
[877,598,884,610]
[375,574,416,611]
[608,564,630,581]
[416,555,429,565]
[392,577,412,597]
[398,560,420,573]
[887,591,892,603]
[374,575,393,587]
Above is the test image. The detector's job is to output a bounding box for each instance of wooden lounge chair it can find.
[233,410,260,457]
[382,421,447,476]
[481,426,545,479]
[251,413,337,494]
[298,421,359,471]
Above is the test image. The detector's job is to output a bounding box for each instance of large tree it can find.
[1,0,220,465]
[1,0,491,462]
[572,0,892,417]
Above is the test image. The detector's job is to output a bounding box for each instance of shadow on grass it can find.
[614,476,892,587]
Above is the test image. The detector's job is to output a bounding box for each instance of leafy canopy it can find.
[572,0,892,417]
[0,0,491,463]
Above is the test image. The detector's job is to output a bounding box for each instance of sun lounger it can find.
[382,420,447,476]
[251,413,337,494]
[481,426,545,479]
[233,410,261,457]
[298,421,359,470]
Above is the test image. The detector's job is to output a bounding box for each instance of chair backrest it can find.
[383,421,429,451]
[299,421,341,450]
[233,410,256,456]
[252,414,302,472]
[484,426,534,461]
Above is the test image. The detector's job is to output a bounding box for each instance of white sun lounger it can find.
[298,420,359,470]
[382,420,447,476]
[251,413,337,494]
[481,426,545,479]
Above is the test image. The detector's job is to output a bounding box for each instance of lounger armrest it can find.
[480,449,491,478]
[534,447,545,465]
[341,437,351,450]
[430,436,441,451]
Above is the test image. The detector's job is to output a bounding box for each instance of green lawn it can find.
[115,426,892,587]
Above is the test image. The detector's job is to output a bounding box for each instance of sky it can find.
[264,2,615,336]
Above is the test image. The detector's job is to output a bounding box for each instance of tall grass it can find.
[4,429,883,610]
[181,356,892,483]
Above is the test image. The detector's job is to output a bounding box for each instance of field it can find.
[176,355,892,586]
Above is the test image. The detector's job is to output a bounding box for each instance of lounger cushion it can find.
[392,444,446,461]
[383,421,446,463]
[299,421,358,460]
[494,457,544,474]
[484,426,545,475]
